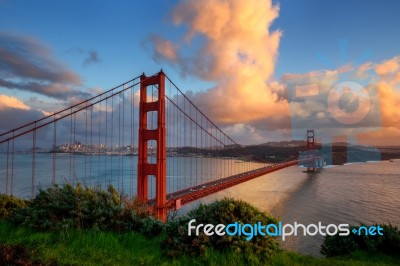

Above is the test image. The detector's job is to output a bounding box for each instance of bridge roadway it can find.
[148,158,317,210]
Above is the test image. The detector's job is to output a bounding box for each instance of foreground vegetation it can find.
[1,220,399,266]
[0,185,399,265]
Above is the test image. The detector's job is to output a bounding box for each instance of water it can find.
[1,154,399,256]
[272,161,400,255]
[179,160,400,256]
[0,153,264,198]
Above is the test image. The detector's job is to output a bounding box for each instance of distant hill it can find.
[255,140,306,147]
[174,140,400,165]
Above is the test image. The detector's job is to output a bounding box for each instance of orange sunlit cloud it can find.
[150,34,178,61]
[358,57,400,145]
[148,0,400,145]
[0,94,30,110]
[152,0,289,125]
[375,56,399,76]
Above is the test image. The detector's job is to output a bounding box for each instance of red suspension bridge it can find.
[0,71,321,222]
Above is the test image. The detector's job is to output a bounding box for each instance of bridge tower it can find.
[138,71,167,222]
[307,129,316,172]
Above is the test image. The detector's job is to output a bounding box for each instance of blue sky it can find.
[1,0,400,145]
[1,0,399,90]
[274,0,400,77]
[0,0,178,91]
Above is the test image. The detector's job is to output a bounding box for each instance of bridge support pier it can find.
[138,71,167,222]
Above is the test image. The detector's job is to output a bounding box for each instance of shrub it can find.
[379,224,400,255]
[321,224,400,257]
[9,184,123,231]
[0,194,27,219]
[8,184,164,236]
[320,230,359,256]
[122,196,156,219]
[138,216,165,237]
[162,198,280,264]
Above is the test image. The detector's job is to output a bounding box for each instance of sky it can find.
[1,0,400,146]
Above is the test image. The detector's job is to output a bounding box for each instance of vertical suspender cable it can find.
[69,110,73,183]
[85,106,88,184]
[190,102,192,188]
[32,123,36,198]
[118,92,121,191]
[74,113,77,183]
[11,134,14,195]
[90,106,93,186]
[98,101,101,187]
[130,84,134,196]
[111,94,114,185]
[105,98,108,185]
[6,140,9,195]
[183,97,186,189]
[53,116,57,185]
[122,90,125,193]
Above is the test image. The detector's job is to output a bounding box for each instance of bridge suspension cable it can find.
[160,73,271,198]
[0,71,308,218]
[0,74,161,197]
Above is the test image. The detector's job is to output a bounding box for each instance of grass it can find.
[0,220,399,266]
[269,251,400,266]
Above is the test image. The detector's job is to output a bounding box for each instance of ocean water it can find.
[0,153,264,198]
[0,154,399,256]
[187,159,400,256]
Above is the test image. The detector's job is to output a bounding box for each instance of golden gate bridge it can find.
[0,71,321,222]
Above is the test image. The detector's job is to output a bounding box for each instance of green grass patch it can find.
[269,251,400,266]
[1,220,399,265]
[0,219,162,265]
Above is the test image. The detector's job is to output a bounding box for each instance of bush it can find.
[320,230,359,256]
[321,224,400,257]
[0,194,27,219]
[138,216,165,237]
[8,184,164,236]
[162,198,280,264]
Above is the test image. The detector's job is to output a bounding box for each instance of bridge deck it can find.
[148,159,300,209]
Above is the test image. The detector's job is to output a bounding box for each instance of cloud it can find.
[354,57,400,137]
[0,105,42,135]
[0,32,89,100]
[283,67,383,142]
[149,34,178,61]
[83,50,100,66]
[0,32,81,84]
[375,56,400,76]
[222,123,265,144]
[171,0,281,80]
[358,126,400,146]
[144,0,400,145]
[0,78,90,100]
[23,96,65,116]
[148,0,286,126]
[67,47,101,66]
[0,94,30,110]
[283,55,400,145]
[374,66,400,128]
